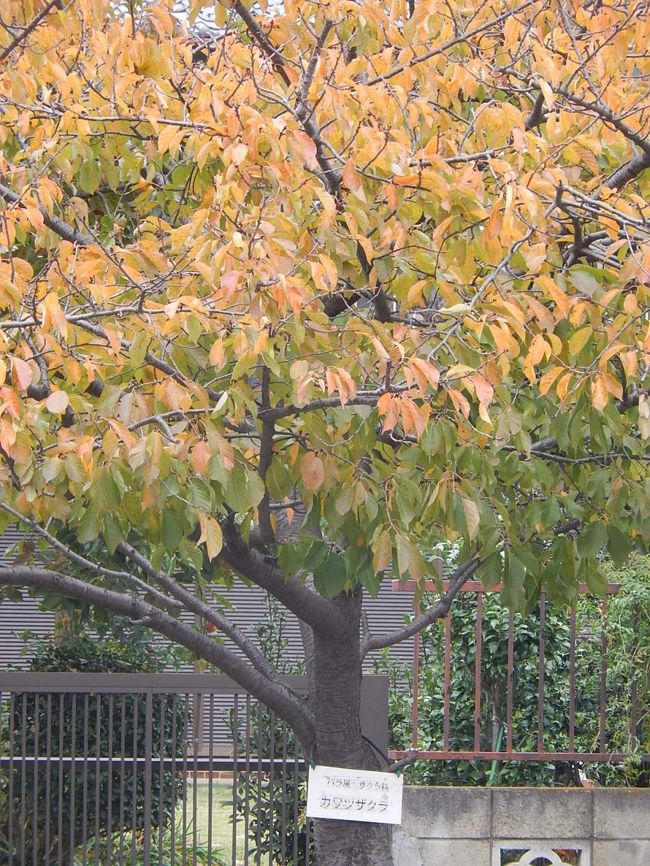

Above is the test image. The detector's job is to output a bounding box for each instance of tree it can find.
[0,0,649,863]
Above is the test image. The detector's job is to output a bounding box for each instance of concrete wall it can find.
[394,787,650,866]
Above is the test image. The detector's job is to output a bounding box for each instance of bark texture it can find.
[306,589,395,866]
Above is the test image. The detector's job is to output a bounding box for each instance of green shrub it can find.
[380,555,650,787]
[0,621,190,861]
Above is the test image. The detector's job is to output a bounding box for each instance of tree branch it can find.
[0,0,64,63]
[365,0,541,86]
[0,181,93,245]
[0,564,315,747]
[0,504,182,612]
[361,557,482,655]
[116,541,278,681]
[220,522,347,636]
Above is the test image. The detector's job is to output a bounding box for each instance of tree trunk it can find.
[306,589,395,866]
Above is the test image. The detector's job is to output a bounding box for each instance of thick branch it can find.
[116,541,277,681]
[0,565,315,746]
[220,523,347,636]
[0,505,181,611]
[606,150,650,190]
[225,0,291,86]
[361,557,481,655]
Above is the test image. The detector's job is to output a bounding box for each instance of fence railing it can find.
[0,672,386,866]
[389,580,649,765]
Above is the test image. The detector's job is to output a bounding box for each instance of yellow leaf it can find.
[539,365,563,396]
[461,497,480,540]
[11,357,33,392]
[568,326,591,357]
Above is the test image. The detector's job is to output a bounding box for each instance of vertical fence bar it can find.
[144,690,153,866]
[268,711,275,866]
[600,595,608,752]
[232,693,240,866]
[569,608,576,753]
[69,694,77,865]
[256,702,263,866]
[32,692,40,866]
[474,592,483,752]
[292,745,299,866]
[19,692,27,866]
[158,694,165,866]
[45,693,52,866]
[244,695,251,866]
[107,694,114,866]
[118,695,126,866]
[506,611,514,754]
[95,693,102,866]
[280,722,287,866]
[207,693,214,866]
[82,693,89,866]
[31,693,40,866]
[170,695,178,866]
[411,598,421,750]
[443,613,451,753]
[57,693,64,866]
[181,695,190,866]
[538,593,546,754]
[192,694,199,866]
[8,692,15,866]
[131,696,139,866]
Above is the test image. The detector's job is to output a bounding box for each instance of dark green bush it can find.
[0,621,190,862]
[380,555,650,787]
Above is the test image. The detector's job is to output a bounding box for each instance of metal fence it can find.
[0,672,387,866]
[389,580,649,764]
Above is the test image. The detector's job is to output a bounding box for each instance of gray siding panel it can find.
[0,529,415,672]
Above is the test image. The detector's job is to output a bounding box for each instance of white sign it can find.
[306,765,403,825]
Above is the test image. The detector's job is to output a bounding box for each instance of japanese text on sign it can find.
[306,765,403,825]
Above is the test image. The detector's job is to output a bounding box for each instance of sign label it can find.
[306,765,403,825]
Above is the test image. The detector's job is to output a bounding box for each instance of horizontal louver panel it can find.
[1,530,415,672]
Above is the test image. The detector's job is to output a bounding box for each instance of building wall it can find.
[394,786,650,866]
[0,529,416,670]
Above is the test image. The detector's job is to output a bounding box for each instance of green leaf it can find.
[607,525,632,566]
[161,509,184,550]
[396,534,425,582]
[129,331,149,369]
[577,522,607,558]
[313,550,348,598]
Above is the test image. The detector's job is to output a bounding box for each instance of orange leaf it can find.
[11,357,33,392]
[591,374,609,411]
[472,375,493,405]
[300,452,324,491]
[377,393,400,432]
[191,441,211,476]
[46,390,69,414]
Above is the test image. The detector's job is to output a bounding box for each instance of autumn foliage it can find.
[1,0,649,609]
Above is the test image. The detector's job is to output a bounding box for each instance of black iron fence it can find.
[0,673,388,866]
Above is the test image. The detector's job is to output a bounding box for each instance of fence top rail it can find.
[391,579,622,595]
[0,671,315,694]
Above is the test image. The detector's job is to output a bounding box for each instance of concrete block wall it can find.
[393,787,650,866]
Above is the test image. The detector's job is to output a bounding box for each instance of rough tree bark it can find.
[306,590,395,866]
